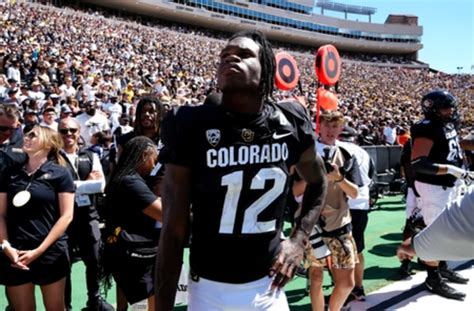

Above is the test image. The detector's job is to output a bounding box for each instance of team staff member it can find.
[0,125,75,310]
[309,111,361,311]
[59,118,114,311]
[156,30,328,310]
[410,90,472,300]
[102,136,162,310]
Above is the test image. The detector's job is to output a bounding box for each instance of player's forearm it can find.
[155,165,191,311]
[293,149,328,244]
[155,233,186,311]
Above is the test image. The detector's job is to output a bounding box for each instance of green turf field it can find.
[0,195,408,310]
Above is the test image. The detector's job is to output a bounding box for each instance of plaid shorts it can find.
[307,233,358,269]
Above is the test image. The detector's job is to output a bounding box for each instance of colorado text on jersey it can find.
[206,143,289,168]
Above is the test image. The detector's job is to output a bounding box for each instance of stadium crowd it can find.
[0,2,472,140]
[0,1,473,310]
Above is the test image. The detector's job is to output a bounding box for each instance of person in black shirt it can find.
[102,136,162,309]
[155,30,327,311]
[108,96,164,310]
[410,90,473,300]
[0,105,26,173]
[0,125,75,310]
[110,97,164,192]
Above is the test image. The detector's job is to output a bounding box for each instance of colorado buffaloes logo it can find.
[422,99,433,110]
[241,129,255,143]
[206,129,221,147]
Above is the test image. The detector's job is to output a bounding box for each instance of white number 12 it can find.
[219,167,287,234]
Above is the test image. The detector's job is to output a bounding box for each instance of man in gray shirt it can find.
[397,188,474,262]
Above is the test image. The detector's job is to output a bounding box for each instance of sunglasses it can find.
[25,131,38,139]
[0,126,16,132]
[59,128,79,135]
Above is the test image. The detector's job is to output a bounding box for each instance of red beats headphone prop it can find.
[314,45,341,133]
[275,52,300,91]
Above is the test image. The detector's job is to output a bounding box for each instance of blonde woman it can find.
[0,125,75,310]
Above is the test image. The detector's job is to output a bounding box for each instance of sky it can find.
[315,0,473,74]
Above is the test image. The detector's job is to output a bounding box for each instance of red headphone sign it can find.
[275,52,300,91]
[314,45,341,86]
[317,88,338,111]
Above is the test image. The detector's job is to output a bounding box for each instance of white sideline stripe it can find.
[350,261,473,310]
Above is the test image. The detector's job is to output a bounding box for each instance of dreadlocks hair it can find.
[106,136,156,192]
[229,30,276,102]
[133,96,164,138]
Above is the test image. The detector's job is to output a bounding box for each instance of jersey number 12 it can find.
[219,167,286,234]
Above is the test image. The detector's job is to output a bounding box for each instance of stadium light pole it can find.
[456,66,463,74]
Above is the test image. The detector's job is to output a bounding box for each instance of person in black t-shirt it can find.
[108,96,164,309]
[110,97,164,193]
[0,125,75,310]
[155,30,328,311]
[410,90,473,301]
[101,136,162,309]
[0,105,26,173]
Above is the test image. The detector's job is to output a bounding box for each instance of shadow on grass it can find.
[368,242,399,257]
[380,232,403,241]
[286,288,309,303]
[286,288,312,311]
[370,204,405,212]
[363,265,409,282]
[288,304,312,311]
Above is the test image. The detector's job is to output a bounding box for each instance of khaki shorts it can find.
[307,233,358,269]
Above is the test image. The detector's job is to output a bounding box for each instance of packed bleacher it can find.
[1,2,473,310]
[0,2,472,142]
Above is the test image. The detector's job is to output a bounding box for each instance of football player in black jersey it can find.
[410,90,473,300]
[155,30,328,310]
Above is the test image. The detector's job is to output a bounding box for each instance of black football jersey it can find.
[411,119,463,187]
[161,101,316,283]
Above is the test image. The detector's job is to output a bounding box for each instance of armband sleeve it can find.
[411,157,439,175]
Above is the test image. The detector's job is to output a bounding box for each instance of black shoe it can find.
[425,278,466,301]
[83,296,115,311]
[350,286,366,301]
[399,260,413,278]
[440,268,469,284]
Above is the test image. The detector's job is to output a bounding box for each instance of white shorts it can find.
[415,181,457,226]
[405,187,418,219]
[188,275,289,311]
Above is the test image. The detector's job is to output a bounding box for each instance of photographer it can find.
[308,110,362,311]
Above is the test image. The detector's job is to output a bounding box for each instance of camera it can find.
[322,146,335,173]
[324,160,334,173]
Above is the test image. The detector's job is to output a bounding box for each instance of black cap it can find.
[340,126,357,138]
